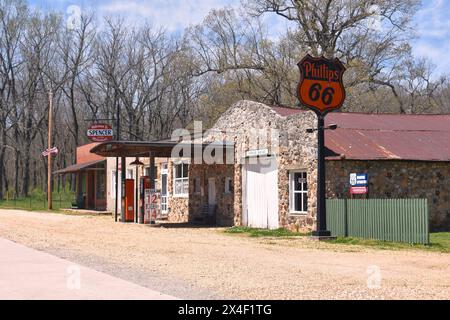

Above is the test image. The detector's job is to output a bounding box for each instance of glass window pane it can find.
[294,173,301,191]
[294,193,302,212]
[175,164,182,178]
[303,172,308,191]
[161,174,167,195]
[303,192,308,212]
[182,164,189,178]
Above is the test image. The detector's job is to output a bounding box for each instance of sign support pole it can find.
[313,113,331,237]
[297,54,346,240]
[47,87,53,210]
[114,91,120,222]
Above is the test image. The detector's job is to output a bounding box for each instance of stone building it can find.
[93,100,450,231]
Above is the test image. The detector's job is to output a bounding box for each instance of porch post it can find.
[149,152,156,224]
[135,165,139,223]
[121,157,126,222]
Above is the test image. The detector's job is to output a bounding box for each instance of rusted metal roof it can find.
[90,140,234,158]
[324,113,450,161]
[271,107,450,161]
[271,106,306,117]
[54,159,105,174]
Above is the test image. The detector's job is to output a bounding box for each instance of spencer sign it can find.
[87,123,114,142]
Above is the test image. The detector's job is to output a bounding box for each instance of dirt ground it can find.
[0,209,448,300]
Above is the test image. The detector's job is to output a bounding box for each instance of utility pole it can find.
[47,86,53,210]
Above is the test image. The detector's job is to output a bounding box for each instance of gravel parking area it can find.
[0,209,448,300]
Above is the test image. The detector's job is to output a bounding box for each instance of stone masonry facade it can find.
[326,160,450,231]
[209,100,319,232]
[106,100,450,231]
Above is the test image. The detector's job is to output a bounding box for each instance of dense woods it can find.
[0,0,449,198]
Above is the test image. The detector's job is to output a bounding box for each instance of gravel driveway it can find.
[0,209,448,300]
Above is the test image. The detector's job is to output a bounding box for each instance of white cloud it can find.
[98,0,240,31]
[414,0,450,39]
[412,41,450,75]
[411,0,450,75]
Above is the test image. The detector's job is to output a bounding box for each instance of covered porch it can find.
[90,140,235,225]
[54,159,107,211]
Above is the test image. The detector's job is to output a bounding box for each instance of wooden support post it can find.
[149,152,156,224]
[135,165,139,223]
[121,157,126,222]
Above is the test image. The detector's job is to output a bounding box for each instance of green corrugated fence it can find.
[326,199,429,244]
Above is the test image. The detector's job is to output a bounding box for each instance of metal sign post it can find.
[297,54,347,238]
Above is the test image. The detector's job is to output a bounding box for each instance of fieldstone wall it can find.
[189,163,235,226]
[326,160,450,231]
[209,100,319,232]
[277,112,318,232]
[167,160,189,223]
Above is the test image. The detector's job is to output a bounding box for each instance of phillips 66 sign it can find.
[297,54,346,114]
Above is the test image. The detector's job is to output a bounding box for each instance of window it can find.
[224,177,232,194]
[289,171,308,214]
[193,177,201,194]
[174,163,189,196]
[126,169,134,179]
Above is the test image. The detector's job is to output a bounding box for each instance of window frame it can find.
[289,170,308,215]
[173,162,189,197]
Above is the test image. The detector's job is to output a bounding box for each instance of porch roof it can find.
[54,159,105,174]
[90,140,234,158]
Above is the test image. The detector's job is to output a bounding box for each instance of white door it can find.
[243,157,279,229]
[208,178,216,206]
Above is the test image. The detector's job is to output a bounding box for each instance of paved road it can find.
[0,238,176,300]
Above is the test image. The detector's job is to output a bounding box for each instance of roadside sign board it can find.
[245,148,269,158]
[87,123,114,142]
[350,186,368,194]
[349,173,368,187]
[297,54,346,115]
[349,173,368,194]
[144,189,160,224]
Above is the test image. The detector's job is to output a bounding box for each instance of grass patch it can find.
[0,188,75,212]
[225,226,309,237]
[329,232,450,253]
[225,226,450,253]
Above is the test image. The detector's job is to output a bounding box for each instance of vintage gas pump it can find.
[124,179,135,222]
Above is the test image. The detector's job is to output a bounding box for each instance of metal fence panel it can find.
[326,199,429,244]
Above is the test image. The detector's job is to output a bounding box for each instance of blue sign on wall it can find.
[349,173,368,187]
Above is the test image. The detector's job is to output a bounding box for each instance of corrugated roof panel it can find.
[270,106,450,161]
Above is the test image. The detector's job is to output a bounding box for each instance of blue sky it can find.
[29,0,450,75]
